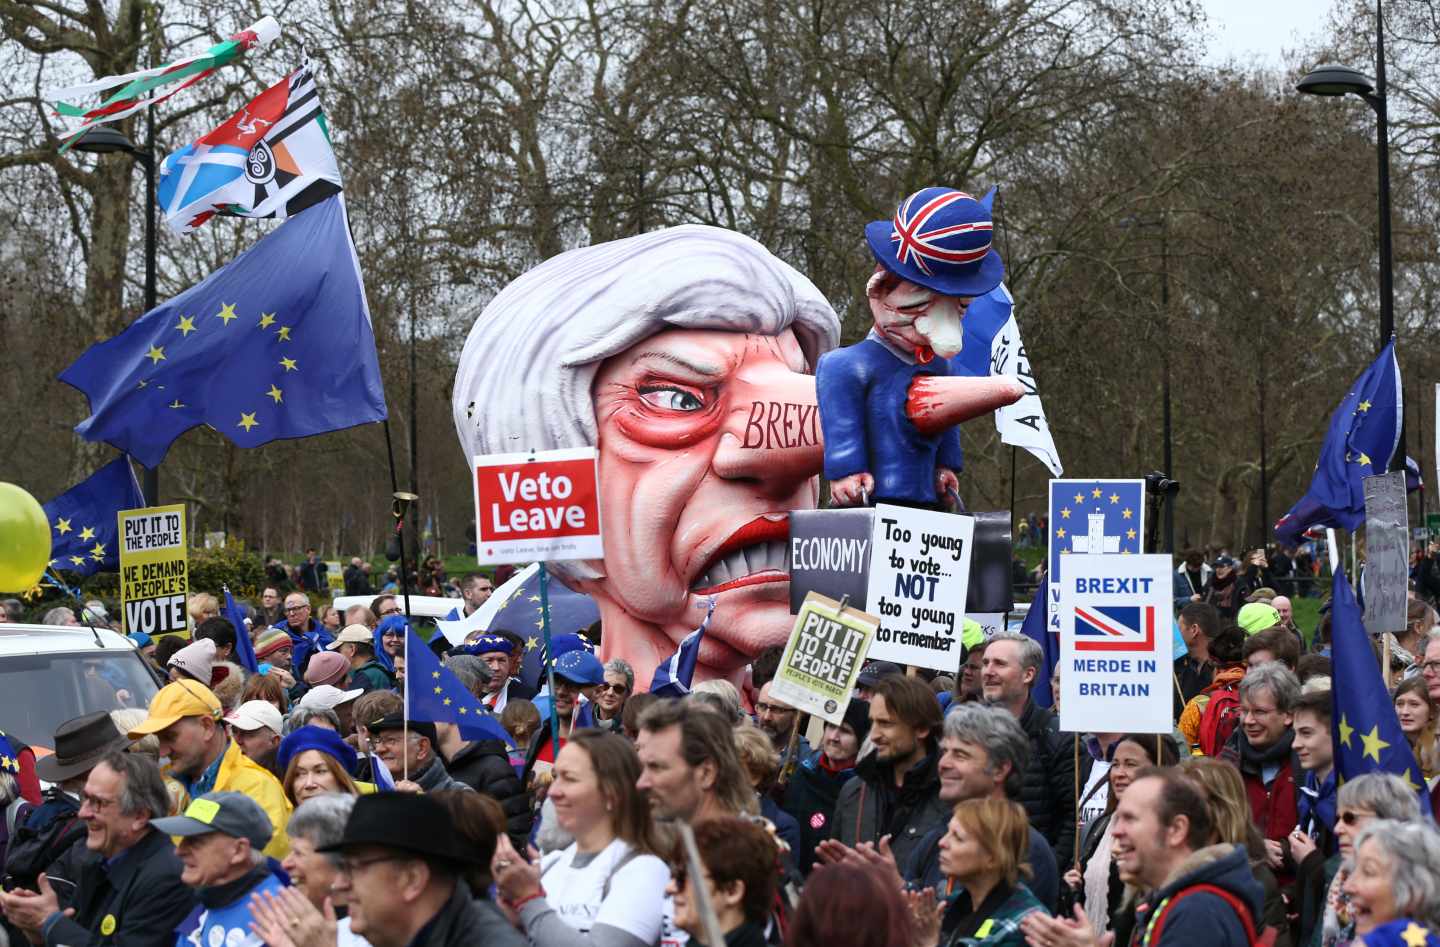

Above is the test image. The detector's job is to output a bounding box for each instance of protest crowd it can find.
[0,548,1432,947]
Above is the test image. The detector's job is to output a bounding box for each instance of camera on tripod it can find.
[1145,471,1180,497]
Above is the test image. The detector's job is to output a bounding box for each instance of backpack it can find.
[1198,682,1243,757]
[3,789,84,891]
[1141,882,1277,947]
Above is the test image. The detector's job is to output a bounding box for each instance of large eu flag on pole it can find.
[1274,340,1401,545]
[42,455,144,577]
[60,195,386,468]
[404,628,514,748]
[1330,567,1431,814]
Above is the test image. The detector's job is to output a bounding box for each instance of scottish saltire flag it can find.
[650,600,714,698]
[1046,479,1145,632]
[61,195,386,467]
[366,751,395,790]
[223,586,259,674]
[1074,604,1156,652]
[1019,578,1058,709]
[1330,568,1431,814]
[1275,340,1402,545]
[157,63,341,234]
[405,628,514,747]
[42,455,143,577]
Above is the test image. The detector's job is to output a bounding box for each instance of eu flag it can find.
[60,195,386,468]
[1330,567,1431,813]
[223,586,260,674]
[1019,577,1057,708]
[484,565,600,689]
[42,455,144,577]
[404,628,514,747]
[1274,340,1401,545]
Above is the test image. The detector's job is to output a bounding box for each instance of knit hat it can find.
[304,651,350,687]
[168,638,216,683]
[253,627,292,661]
[277,724,358,776]
[841,697,872,745]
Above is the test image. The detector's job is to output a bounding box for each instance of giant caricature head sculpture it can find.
[453,226,841,688]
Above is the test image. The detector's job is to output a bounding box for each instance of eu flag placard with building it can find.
[1046,479,1145,632]
[42,455,144,577]
[60,195,386,468]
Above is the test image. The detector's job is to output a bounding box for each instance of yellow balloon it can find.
[0,483,50,593]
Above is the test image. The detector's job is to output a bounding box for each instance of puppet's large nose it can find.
[712,365,825,486]
[907,375,1025,435]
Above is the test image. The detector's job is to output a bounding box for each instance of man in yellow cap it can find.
[127,680,292,857]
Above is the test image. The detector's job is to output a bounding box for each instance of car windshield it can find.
[0,650,159,750]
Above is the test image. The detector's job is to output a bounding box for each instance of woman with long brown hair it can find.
[490,728,669,945]
[1392,676,1439,784]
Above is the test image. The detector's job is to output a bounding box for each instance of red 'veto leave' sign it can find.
[473,448,604,564]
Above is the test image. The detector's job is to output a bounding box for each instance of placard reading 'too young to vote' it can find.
[863,504,974,671]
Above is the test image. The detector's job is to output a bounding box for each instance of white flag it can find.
[987,287,1063,476]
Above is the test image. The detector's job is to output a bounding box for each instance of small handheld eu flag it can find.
[42,455,144,577]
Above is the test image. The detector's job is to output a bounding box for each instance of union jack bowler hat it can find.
[865,186,1004,298]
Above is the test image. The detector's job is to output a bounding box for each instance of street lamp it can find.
[69,121,159,506]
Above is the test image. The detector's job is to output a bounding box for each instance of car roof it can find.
[0,623,140,656]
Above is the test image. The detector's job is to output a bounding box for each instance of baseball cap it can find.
[1212,554,1237,569]
[327,624,374,649]
[226,700,283,737]
[151,792,273,851]
[127,680,223,738]
[856,660,902,688]
[298,684,364,712]
[1238,603,1281,635]
[553,650,604,686]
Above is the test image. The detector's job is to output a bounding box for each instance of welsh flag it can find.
[157,63,342,234]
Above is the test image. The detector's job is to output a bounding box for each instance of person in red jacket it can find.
[1219,661,1301,885]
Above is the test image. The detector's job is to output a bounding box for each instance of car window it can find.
[0,651,159,750]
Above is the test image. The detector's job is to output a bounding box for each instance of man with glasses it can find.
[152,792,285,947]
[273,592,335,679]
[322,793,523,947]
[368,715,471,793]
[1422,632,1440,703]
[754,679,808,761]
[0,752,195,946]
[1218,661,1301,883]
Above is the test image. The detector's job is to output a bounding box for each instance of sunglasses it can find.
[598,683,628,695]
[1338,810,1374,826]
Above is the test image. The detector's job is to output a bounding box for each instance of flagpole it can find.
[390,484,418,784]
[539,564,561,754]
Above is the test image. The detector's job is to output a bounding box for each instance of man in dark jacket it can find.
[831,674,948,870]
[0,752,195,946]
[781,698,869,874]
[1021,769,1264,947]
[982,631,1076,867]
[370,716,473,794]
[324,793,524,947]
[438,656,530,843]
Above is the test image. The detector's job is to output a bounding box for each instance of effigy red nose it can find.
[906,375,1025,436]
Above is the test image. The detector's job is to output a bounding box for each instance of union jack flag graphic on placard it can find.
[890,190,994,276]
[1074,604,1156,652]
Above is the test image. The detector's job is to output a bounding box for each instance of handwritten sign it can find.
[863,504,974,671]
[1362,471,1409,635]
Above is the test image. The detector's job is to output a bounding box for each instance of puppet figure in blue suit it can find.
[818,187,1023,507]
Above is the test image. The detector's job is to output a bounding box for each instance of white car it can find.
[0,624,161,752]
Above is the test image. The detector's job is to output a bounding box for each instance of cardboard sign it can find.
[1047,479,1145,634]
[118,504,190,637]
[771,592,879,723]
[864,504,974,671]
[1058,554,1173,734]
[789,509,1011,616]
[1362,471,1409,635]
[474,447,603,564]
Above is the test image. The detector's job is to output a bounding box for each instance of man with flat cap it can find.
[154,791,286,947]
[0,751,195,946]
[324,793,523,947]
[367,714,471,794]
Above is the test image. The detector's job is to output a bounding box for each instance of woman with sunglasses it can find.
[490,729,669,946]
[1317,772,1422,947]
[668,816,779,947]
[593,659,633,734]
